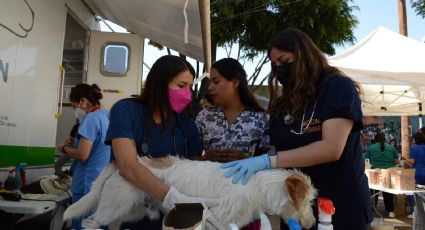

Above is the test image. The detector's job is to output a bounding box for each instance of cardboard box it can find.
[394,194,406,216]
[365,169,381,185]
[389,168,415,190]
[380,169,391,188]
[163,203,203,230]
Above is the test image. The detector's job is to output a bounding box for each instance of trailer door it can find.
[86,31,143,110]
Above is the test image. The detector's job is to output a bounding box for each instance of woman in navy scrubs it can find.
[222,28,373,229]
[106,55,217,229]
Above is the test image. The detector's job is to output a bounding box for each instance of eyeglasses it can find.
[290,100,317,135]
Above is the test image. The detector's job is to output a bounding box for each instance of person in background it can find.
[365,132,399,218]
[201,92,215,109]
[221,28,372,229]
[105,55,218,229]
[403,131,425,218]
[419,127,425,135]
[57,84,111,230]
[389,138,401,155]
[196,58,270,162]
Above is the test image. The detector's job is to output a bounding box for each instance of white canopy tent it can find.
[328,26,425,116]
[84,0,211,69]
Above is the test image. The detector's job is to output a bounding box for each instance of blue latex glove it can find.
[220,154,271,185]
[287,218,302,230]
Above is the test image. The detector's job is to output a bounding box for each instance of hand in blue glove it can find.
[287,218,302,230]
[220,154,271,185]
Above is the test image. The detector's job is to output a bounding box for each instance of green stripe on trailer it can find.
[0,145,54,167]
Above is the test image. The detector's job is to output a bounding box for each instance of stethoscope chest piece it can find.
[141,142,149,155]
[284,114,294,125]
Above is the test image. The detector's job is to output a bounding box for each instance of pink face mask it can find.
[168,87,192,113]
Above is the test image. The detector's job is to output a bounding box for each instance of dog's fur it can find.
[63,157,316,229]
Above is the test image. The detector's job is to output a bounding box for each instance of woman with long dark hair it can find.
[365,132,399,218]
[105,55,217,229]
[196,58,269,161]
[57,83,111,230]
[221,28,373,229]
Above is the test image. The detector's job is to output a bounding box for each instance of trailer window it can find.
[101,43,129,76]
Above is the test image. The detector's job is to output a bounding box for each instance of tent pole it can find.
[398,0,411,164]
[198,0,211,72]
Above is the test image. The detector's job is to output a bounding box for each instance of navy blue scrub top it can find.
[269,75,373,229]
[105,99,203,160]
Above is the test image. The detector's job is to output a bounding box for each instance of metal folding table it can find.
[0,193,71,230]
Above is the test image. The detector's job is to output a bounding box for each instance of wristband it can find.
[269,155,278,168]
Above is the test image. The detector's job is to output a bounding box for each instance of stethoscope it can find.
[140,112,188,157]
[284,99,317,135]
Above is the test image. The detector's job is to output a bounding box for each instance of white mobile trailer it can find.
[0,0,210,182]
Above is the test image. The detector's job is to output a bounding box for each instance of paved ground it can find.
[370,213,413,230]
[369,195,413,230]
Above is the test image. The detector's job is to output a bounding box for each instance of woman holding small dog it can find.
[105,55,219,229]
[221,28,373,229]
[196,58,270,162]
[57,83,111,230]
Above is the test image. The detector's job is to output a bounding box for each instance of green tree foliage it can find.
[411,0,425,18]
[148,1,360,114]
[211,0,359,57]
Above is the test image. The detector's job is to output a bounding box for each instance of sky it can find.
[101,0,425,84]
[335,0,425,54]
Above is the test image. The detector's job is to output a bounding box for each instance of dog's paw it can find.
[82,218,100,229]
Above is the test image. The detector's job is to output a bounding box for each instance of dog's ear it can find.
[284,173,310,211]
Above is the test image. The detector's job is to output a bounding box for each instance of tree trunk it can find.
[401,116,411,161]
[398,0,408,36]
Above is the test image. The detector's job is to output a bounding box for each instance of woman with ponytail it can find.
[365,132,399,218]
[57,83,111,230]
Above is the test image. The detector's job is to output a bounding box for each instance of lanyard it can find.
[90,105,101,112]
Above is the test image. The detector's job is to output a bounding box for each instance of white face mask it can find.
[73,99,87,121]
[74,108,86,121]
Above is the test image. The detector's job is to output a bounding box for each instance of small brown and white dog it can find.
[63,156,316,229]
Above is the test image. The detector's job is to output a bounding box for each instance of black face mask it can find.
[275,62,293,86]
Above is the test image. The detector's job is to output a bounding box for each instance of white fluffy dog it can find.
[63,157,316,229]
